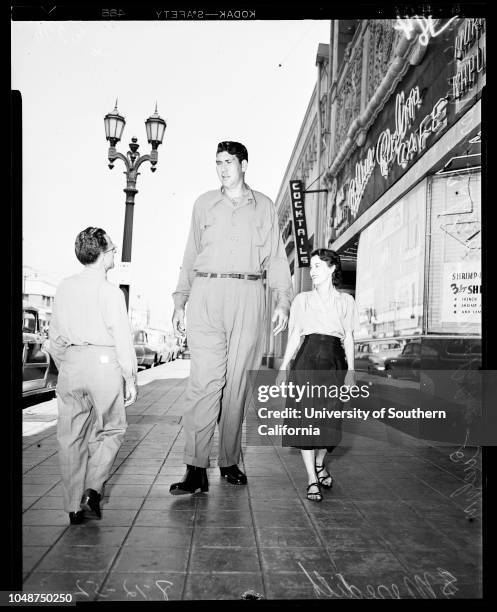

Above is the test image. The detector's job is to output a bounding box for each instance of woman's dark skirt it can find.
[282,334,347,451]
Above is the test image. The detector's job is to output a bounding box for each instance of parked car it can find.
[355,336,482,445]
[354,339,404,375]
[165,336,181,361]
[177,337,190,360]
[384,337,481,380]
[23,305,58,398]
[133,329,159,368]
[146,329,171,365]
[384,340,426,380]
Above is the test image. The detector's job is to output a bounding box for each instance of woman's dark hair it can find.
[216,141,248,164]
[75,227,109,264]
[311,248,342,287]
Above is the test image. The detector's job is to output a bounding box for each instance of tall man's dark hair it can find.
[216,141,248,164]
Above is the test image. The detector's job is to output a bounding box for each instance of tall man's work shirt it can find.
[173,186,293,311]
[49,267,137,385]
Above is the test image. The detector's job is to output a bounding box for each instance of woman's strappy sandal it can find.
[306,482,322,502]
[315,463,333,489]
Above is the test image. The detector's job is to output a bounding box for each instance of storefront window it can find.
[355,180,426,339]
[427,171,481,335]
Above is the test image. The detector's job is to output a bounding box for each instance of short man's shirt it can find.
[49,267,137,384]
[173,185,293,312]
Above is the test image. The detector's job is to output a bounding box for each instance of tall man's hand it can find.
[124,380,137,407]
[272,307,288,336]
[172,307,186,339]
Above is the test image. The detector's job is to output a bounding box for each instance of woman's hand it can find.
[275,366,288,386]
[344,370,356,388]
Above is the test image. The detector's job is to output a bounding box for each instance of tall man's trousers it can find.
[182,277,265,468]
[56,345,127,513]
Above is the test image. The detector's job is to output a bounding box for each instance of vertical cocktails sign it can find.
[289,180,310,267]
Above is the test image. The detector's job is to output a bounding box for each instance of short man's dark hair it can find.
[216,141,248,164]
[75,227,109,264]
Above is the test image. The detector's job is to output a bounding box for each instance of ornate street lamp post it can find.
[104,101,167,309]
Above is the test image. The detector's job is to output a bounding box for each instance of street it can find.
[14,14,486,602]
[22,359,481,600]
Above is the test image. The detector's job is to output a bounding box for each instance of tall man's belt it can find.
[195,272,262,280]
[68,343,114,347]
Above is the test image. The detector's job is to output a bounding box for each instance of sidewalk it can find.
[22,361,482,600]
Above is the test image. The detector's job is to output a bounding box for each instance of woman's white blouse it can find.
[289,288,360,340]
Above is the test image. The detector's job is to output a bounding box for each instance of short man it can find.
[170,141,292,494]
[49,227,137,524]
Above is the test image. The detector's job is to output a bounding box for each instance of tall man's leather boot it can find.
[169,465,209,495]
[80,488,102,518]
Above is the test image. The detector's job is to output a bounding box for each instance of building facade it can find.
[262,43,331,368]
[268,18,484,367]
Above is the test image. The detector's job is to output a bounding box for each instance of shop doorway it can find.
[337,237,358,297]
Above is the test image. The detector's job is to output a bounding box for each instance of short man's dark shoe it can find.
[69,510,85,525]
[220,465,247,485]
[80,488,102,519]
[170,465,209,495]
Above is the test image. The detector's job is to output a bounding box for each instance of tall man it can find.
[170,141,292,494]
[49,227,137,524]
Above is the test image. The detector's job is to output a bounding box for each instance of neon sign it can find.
[376,96,448,178]
[454,18,485,60]
[469,131,481,144]
[375,86,423,177]
[452,19,485,103]
[345,86,449,216]
[347,147,375,215]
[393,16,458,46]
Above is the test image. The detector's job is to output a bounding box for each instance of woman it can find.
[278,249,359,502]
